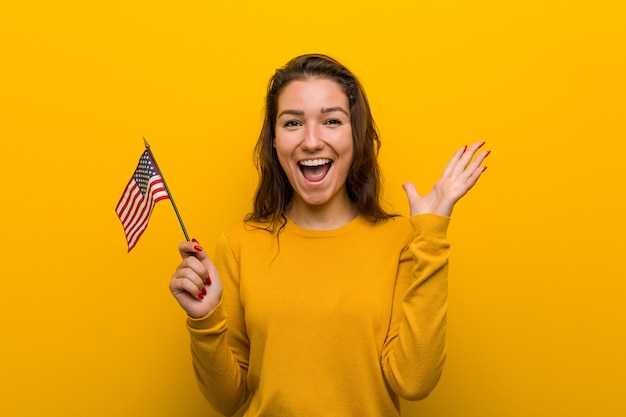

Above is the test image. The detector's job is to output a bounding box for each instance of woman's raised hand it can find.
[169,240,223,319]
[402,142,490,217]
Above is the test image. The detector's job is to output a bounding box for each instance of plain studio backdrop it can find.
[1,1,624,416]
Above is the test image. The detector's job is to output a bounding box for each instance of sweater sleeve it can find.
[186,232,250,416]
[381,214,451,400]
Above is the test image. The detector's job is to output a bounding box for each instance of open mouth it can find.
[299,158,333,183]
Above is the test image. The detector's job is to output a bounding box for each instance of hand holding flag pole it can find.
[115,138,191,251]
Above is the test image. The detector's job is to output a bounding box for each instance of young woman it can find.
[169,54,489,416]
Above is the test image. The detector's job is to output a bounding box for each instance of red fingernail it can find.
[206,276,212,285]
[198,292,204,300]
[485,150,491,157]
[191,238,199,243]
[201,287,207,296]
[193,245,204,252]
[482,166,488,172]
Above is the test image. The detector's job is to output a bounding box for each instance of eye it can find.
[324,119,342,126]
[282,120,301,128]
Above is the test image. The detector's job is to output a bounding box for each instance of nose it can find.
[301,124,324,151]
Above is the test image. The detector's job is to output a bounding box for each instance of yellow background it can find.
[1,1,624,416]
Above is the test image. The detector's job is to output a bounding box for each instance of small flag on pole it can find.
[116,150,169,251]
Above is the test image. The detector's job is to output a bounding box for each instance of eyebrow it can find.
[277,106,350,118]
[322,106,349,116]
[277,109,304,118]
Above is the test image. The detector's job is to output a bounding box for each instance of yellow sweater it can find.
[187,214,450,417]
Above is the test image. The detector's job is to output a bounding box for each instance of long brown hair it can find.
[245,54,394,230]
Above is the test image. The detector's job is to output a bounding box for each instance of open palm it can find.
[403,142,490,217]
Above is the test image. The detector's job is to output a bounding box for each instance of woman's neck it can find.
[287,195,358,231]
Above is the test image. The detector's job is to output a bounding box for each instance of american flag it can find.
[116,150,169,251]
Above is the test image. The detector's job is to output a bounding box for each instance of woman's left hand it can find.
[402,141,490,217]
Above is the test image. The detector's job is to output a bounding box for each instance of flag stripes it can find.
[116,150,170,251]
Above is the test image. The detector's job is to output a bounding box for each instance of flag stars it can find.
[133,153,158,196]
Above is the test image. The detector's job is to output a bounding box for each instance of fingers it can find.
[462,143,490,186]
[463,141,489,169]
[446,141,490,181]
[179,239,215,280]
[170,239,223,318]
[170,264,207,300]
[464,152,489,187]
[441,144,468,178]
[402,142,490,218]
[173,239,214,299]
[172,257,208,297]
[402,182,421,216]
[402,182,420,207]
[402,182,420,200]
[178,239,205,259]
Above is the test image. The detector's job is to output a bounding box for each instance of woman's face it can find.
[274,78,354,213]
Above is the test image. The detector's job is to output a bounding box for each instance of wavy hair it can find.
[245,54,394,230]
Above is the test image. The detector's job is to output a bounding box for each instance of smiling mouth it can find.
[299,158,332,182]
